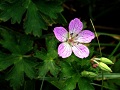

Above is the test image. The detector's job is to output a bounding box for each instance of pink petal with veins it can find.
[72,44,89,58]
[75,30,95,43]
[53,27,68,42]
[69,18,83,36]
[58,42,72,58]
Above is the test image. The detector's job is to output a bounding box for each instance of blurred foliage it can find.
[0,0,120,90]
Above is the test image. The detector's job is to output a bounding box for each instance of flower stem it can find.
[90,19,102,57]
[90,19,103,90]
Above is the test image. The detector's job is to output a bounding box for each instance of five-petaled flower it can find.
[53,18,95,58]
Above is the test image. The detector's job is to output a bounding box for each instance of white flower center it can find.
[67,33,78,46]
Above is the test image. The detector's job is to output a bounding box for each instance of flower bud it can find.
[98,62,112,72]
[81,71,98,77]
[100,57,114,64]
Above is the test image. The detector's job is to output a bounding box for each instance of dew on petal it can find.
[72,44,89,58]
[58,42,72,58]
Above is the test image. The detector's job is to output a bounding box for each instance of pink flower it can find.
[53,18,95,58]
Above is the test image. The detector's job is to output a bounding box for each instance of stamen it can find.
[70,33,73,36]
[76,34,78,37]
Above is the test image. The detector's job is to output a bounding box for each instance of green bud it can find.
[98,62,112,72]
[100,57,114,64]
[81,71,98,77]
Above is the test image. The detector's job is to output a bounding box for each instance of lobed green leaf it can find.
[0,0,26,24]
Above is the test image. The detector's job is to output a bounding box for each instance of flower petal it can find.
[58,42,72,58]
[53,27,68,42]
[69,18,83,36]
[72,44,89,58]
[75,30,95,43]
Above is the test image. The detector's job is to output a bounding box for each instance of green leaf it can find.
[24,1,47,37]
[34,50,47,60]
[0,28,33,54]
[24,0,65,36]
[39,59,59,77]
[36,0,63,19]
[6,61,24,90]
[45,35,57,52]
[6,57,36,90]
[78,77,94,90]
[62,74,78,90]
[60,61,74,78]
[22,58,36,79]
[0,0,26,24]
[0,53,15,71]
[45,36,58,58]
[35,35,58,60]
[0,0,65,36]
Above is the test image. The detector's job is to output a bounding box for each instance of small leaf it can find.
[39,59,59,77]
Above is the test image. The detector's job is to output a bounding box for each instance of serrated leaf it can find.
[0,0,65,36]
[45,36,58,58]
[45,35,57,52]
[24,1,47,37]
[0,0,26,24]
[35,50,47,60]
[39,60,59,77]
[36,0,63,19]
[78,77,94,90]
[0,28,33,54]
[35,35,58,60]
[6,57,36,90]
